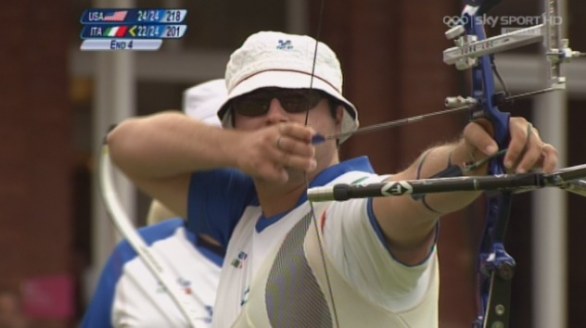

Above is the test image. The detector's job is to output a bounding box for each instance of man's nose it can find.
[265,98,288,124]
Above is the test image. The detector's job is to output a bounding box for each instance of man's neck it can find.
[254,172,310,218]
[255,150,340,218]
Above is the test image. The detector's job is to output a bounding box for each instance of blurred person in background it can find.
[82,79,226,327]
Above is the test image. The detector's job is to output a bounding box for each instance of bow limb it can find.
[100,146,207,328]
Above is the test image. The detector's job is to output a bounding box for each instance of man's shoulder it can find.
[313,156,378,187]
[113,218,189,262]
[137,218,187,243]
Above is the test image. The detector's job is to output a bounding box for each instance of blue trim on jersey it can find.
[309,157,374,189]
[367,198,390,250]
[81,251,119,328]
[367,196,440,267]
[81,219,222,327]
[188,169,256,247]
[194,237,224,267]
[146,219,224,266]
[255,212,287,232]
[188,157,375,237]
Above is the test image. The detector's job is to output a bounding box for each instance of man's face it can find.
[231,87,342,136]
[232,87,344,175]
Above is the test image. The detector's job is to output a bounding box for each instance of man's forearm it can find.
[411,138,489,215]
[107,111,239,179]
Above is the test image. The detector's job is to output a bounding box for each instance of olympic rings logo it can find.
[443,16,469,27]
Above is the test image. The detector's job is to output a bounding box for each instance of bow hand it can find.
[461,118,559,175]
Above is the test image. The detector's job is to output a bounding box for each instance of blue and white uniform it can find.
[82,219,223,328]
[188,157,439,328]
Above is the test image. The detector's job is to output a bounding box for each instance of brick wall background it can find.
[0,1,74,327]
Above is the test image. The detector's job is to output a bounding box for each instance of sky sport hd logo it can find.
[442,14,563,29]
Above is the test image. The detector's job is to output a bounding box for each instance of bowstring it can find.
[303,0,341,326]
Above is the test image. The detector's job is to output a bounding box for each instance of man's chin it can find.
[285,168,308,181]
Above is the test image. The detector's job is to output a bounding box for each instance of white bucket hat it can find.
[217,31,359,143]
[183,79,227,127]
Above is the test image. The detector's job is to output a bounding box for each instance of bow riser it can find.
[459,8,515,327]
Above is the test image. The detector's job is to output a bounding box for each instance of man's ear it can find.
[335,105,344,126]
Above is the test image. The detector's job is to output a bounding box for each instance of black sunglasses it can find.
[230,88,325,117]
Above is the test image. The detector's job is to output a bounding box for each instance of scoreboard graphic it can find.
[80,9,187,51]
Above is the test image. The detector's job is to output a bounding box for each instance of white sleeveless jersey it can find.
[82,219,223,328]
[210,166,439,328]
